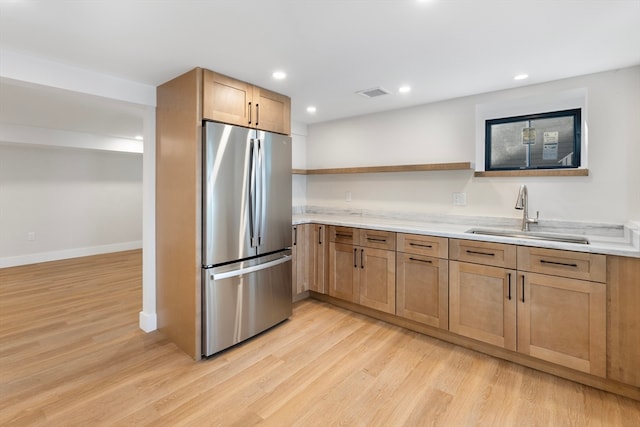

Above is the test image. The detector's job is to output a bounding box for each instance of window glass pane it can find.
[489,120,528,169]
[485,109,580,171]
[528,116,576,167]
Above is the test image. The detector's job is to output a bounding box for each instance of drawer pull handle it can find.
[410,243,433,248]
[507,273,512,300]
[367,237,387,243]
[336,233,352,239]
[466,250,495,257]
[410,257,432,264]
[540,260,578,268]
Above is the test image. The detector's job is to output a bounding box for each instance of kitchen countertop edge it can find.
[293,214,640,258]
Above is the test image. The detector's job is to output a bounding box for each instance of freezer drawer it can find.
[202,252,292,357]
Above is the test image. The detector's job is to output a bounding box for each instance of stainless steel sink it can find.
[466,228,589,245]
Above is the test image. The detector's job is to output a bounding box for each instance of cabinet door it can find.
[292,224,311,297]
[359,248,396,314]
[518,272,606,377]
[329,242,359,302]
[253,86,291,135]
[449,261,517,350]
[202,70,252,127]
[397,253,448,329]
[607,256,640,387]
[310,224,328,294]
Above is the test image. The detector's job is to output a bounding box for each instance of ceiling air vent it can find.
[356,87,391,98]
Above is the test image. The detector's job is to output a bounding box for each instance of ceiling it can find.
[0,0,639,139]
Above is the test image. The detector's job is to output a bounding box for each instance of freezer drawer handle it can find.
[211,255,292,280]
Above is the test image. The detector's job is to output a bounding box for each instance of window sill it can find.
[474,169,589,178]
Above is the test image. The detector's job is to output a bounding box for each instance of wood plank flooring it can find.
[1,250,639,426]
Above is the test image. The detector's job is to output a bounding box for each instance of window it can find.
[485,108,581,171]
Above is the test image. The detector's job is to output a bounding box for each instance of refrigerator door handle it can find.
[211,255,292,280]
[256,138,265,246]
[249,138,259,247]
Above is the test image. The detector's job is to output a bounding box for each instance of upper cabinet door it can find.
[253,86,291,135]
[203,69,291,135]
[203,70,252,128]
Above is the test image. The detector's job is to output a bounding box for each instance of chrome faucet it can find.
[514,184,539,232]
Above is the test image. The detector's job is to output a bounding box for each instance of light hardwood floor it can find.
[1,250,639,426]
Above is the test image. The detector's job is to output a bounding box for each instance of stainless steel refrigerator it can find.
[202,121,292,357]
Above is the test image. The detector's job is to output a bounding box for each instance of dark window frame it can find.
[485,108,581,171]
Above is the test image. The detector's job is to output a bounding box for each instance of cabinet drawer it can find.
[450,239,516,269]
[360,229,396,251]
[517,246,606,282]
[330,226,358,245]
[397,233,448,259]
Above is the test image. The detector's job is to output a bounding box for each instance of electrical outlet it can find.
[27,232,36,241]
[345,191,352,202]
[453,192,467,206]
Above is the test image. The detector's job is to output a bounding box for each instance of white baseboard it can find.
[0,240,143,268]
[139,311,157,332]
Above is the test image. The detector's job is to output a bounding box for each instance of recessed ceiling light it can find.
[272,71,287,80]
[514,74,529,81]
[306,106,317,113]
[399,85,411,94]
[135,135,143,141]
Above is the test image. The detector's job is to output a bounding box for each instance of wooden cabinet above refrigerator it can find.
[203,69,291,135]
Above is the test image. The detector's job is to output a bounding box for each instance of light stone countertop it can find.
[292,208,640,258]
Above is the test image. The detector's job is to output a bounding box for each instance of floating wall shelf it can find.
[292,162,473,175]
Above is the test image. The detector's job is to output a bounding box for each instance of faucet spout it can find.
[514,184,539,231]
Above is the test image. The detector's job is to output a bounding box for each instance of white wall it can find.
[305,66,640,225]
[0,143,143,267]
[291,121,308,210]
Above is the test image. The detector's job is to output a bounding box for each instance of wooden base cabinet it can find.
[328,227,396,314]
[517,271,606,377]
[292,224,311,298]
[449,261,517,350]
[449,240,607,378]
[310,224,328,294]
[396,234,449,329]
[607,256,640,387]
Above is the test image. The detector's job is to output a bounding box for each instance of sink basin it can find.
[466,228,590,245]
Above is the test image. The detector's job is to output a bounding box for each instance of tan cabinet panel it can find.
[397,233,448,259]
[450,261,517,351]
[517,246,606,282]
[607,256,640,387]
[518,272,606,377]
[330,226,358,245]
[450,239,516,269]
[359,229,396,251]
[202,70,252,127]
[397,253,448,329]
[292,224,311,297]
[310,224,329,294]
[202,69,291,135]
[329,242,360,303]
[359,247,396,314]
[253,86,291,135]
